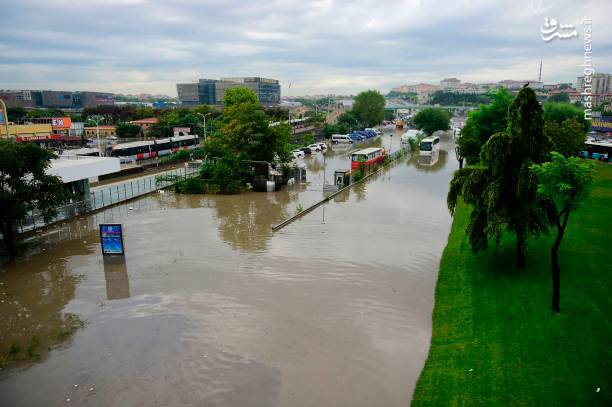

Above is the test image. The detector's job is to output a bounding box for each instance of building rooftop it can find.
[130,117,159,124]
[47,156,120,183]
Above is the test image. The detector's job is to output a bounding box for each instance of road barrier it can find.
[272,146,409,231]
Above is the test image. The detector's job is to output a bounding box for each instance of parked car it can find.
[365,128,382,136]
[318,142,328,150]
[350,133,364,141]
[363,130,377,138]
[308,143,322,152]
[300,147,312,154]
[292,149,305,158]
[331,134,353,144]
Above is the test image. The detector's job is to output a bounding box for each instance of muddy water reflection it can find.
[103,258,130,300]
[0,131,458,406]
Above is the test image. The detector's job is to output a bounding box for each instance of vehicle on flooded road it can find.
[419,135,440,156]
[331,134,353,144]
[350,147,385,170]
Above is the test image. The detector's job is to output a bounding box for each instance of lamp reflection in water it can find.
[103,256,130,300]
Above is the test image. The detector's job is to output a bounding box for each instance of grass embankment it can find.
[413,163,611,405]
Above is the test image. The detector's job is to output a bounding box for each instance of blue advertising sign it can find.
[100,224,125,255]
[592,116,612,133]
[0,108,5,125]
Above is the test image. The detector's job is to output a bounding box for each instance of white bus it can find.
[419,135,440,156]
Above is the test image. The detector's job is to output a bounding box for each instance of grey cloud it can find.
[0,0,610,95]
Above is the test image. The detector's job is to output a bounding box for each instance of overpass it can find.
[385,101,477,115]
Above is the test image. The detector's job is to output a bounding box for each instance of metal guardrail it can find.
[13,166,199,236]
[272,146,409,231]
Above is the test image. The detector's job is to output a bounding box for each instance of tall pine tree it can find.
[448,87,551,268]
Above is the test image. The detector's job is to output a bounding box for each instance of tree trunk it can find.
[1,221,16,259]
[551,241,561,313]
[551,211,569,313]
[516,227,527,269]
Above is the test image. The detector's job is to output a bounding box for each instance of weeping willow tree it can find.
[448,87,552,268]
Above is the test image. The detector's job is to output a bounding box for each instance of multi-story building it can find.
[577,73,611,94]
[440,78,461,90]
[198,79,217,105]
[176,83,200,106]
[84,125,117,138]
[176,77,281,107]
[79,92,114,108]
[216,77,280,106]
[0,89,114,109]
[0,90,36,108]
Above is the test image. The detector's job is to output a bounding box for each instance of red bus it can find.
[351,147,385,170]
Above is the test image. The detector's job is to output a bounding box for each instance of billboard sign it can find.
[51,117,72,129]
[592,116,612,133]
[99,224,125,255]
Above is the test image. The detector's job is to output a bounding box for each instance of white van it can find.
[331,134,353,144]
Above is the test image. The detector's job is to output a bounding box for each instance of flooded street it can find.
[1,130,456,406]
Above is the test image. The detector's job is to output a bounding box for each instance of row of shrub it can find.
[174,178,243,195]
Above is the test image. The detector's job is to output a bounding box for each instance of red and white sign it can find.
[51,117,72,129]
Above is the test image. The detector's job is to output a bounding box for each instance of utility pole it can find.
[538,59,542,83]
[90,115,104,157]
[196,112,212,143]
[0,99,10,140]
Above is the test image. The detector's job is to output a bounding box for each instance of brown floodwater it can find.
[0,130,456,406]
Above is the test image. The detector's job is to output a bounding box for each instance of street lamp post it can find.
[90,115,104,157]
[196,112,212,143]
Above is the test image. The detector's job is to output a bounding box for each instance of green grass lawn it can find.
[413,163,612,406]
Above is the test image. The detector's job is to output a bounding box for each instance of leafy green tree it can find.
[337,111,358,131]
[150,108,200,138]
[430,90,489,106]
[0,141,67,257]
[412,107,451,135]
[210,88,292,163]
[547,93,570,103]
[7,107,27,122]
[457,88,514,164]
[264,106,289,122]
[352,90,385,127]
[448,87,551,268]
[322,123,348,139]
[223,87,259,107]
[543,102,590,133]
[530,153,594,312]
[25,108,64,118]
[116,122,142,138]
[545,118,586,157]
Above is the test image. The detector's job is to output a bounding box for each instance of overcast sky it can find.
[1,0,611,96]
